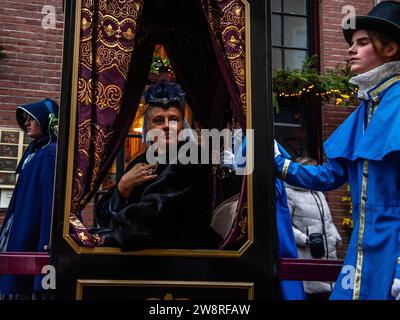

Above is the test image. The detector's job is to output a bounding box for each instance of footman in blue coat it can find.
[275,1,400,300]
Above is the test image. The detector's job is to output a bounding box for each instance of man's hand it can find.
[117,163,158,198]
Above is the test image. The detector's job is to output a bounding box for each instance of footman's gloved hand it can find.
[391,258,400,300]
[220,149,237,171]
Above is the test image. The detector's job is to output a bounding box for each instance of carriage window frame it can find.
[62,0,254,257]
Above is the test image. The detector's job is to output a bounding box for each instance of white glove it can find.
[274,139,281,158]
[220,149,237,171]
[391,278,400,300]
[232,129,243,152]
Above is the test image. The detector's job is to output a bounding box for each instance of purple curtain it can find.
[199,0,247,128]
[200,0,249,247]
[69,0,148,246]
[163,28,231,129]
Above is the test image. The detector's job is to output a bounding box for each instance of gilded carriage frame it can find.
[60,0,254,258]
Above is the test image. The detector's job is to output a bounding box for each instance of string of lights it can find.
[276,85,359,105]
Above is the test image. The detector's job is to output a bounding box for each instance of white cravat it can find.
[349,61,400,100]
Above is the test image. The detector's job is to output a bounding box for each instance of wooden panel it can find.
[0,252,50,275]
[279,258,343,281]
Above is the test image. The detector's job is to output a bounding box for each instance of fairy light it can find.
[276,85,358,105]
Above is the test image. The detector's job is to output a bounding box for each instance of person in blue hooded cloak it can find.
[275,1,400,300]
[0,98,58,300]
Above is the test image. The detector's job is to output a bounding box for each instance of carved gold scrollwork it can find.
[81,17,91,31]
[80,9,93,43]
[79,41,93,71]
[105,24,115,37]
[94,81,122,112]
[123,27,134,40]
[72,119,114,211]
[203,1,246,115]
[78,78,122,112]
[101,0,143,20]
[222,26,245,60]
[221,1,246,114]
[82,0,94,9]
[221,1,245,26]
[233,4,242,16]
[229,58,245,86]
[76,119,92,163]
[95,45,132,78]
[98,14,138,52]
[78,78,93,106]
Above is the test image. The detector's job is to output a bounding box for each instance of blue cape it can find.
[324,78,400,160]
[0,142,56,294]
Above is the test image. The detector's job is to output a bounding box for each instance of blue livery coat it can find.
[237,138,305,300]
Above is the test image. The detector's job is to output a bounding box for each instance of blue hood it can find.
[16,98,59,133]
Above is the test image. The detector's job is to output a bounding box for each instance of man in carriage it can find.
[95,80,222,251]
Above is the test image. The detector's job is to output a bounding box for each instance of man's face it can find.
[146,106,184,146]
[348,30,386,74]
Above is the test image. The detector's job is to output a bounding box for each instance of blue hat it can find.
[16,98,59,133]
[144,80,186,110]
[343,1,400,45]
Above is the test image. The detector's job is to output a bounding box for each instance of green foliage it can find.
[273,55,358,112]
[48,113,58,136]
[150,55,172,74]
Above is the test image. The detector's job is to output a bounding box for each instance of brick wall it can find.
[319,0,377,258]
[0,0,64,225]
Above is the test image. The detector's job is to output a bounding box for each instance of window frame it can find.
[272,0,323,162]
[272,0,310,70]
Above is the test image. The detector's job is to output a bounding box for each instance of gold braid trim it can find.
[281,159,291,181]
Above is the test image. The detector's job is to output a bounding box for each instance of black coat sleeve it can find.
[95,153,148,228]
[101,163,220,251]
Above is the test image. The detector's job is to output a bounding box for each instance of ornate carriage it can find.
[0,0,341,300]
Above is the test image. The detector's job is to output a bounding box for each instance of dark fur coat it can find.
[96,152,222,251]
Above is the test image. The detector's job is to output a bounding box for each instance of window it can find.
[272,0,309,70]
[0,128,30,208]
[271,0,321,160]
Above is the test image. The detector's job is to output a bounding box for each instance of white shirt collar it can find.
[349,61,400,100]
